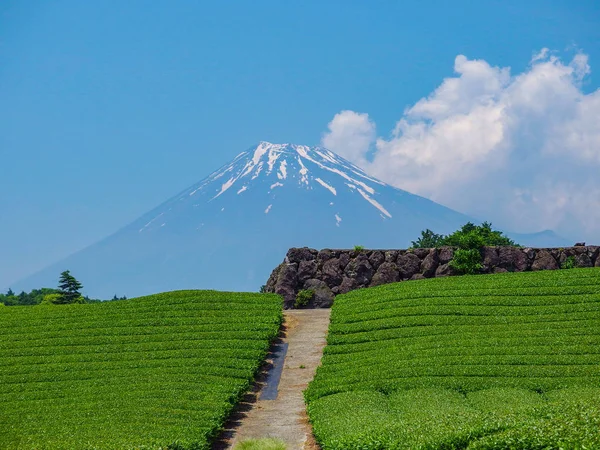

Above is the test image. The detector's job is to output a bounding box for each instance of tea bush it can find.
[306,268,600,449]
[0,290,282,449]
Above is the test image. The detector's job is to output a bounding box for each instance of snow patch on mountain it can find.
[213,177,236,199]
[315,178,336,196]
[278,160,287,180]
[139,212,164,233]
[357,188,392,218]
[298,157,309,185]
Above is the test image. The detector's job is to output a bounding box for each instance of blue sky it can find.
[1,0,599,289]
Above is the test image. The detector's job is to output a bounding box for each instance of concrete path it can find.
[224,309,331,450]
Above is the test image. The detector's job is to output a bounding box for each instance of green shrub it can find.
[40,293,62,305]
[295,289,314,308]
[353,245,365,251]
[410,229,445,248]
[449,248,483,275]
[412,222,518,275]
[561,256,576,269]
[412,222,517,249]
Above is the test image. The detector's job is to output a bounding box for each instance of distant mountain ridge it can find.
[8,142,571,298]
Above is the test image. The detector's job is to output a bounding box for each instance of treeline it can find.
[411,221,518,274]
[1,270,127,306]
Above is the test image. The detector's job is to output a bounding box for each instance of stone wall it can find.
[265,246,600,309]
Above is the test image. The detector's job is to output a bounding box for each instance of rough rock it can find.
[368,251,385,270]
[302,279,334,308]
[274,263,299,308]
[435,263,455,277]
[557,249,570,267]
[523,247,536,261]
[286,247,317,263]
[397,252,422,279]
[531,250,559,271]
[344,255,374,286]
[384,250,399,263]
[438,247,454,265]
[338,252,351,269]
[498,247,530,272]
[412,248,430,259]
[322,258,343,286]
[297,259,317,283]
[420,249,439,278]
[316,249,335,265]
[589,246,599,264]
[575,253,593,268]
[265,263,283,292]
[370,262,400,287]
[339,277,359,294]
[481,247,499,271]
[265,245,597,308]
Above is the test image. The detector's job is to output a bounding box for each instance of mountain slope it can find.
[8,142,565,298]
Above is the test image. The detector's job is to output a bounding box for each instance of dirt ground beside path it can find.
[224,309,331,450]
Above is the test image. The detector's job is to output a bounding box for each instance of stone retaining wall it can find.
[265,246,600,309]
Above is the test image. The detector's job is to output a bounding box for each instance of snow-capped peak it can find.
[196,142,383,196]
[140,142,398,233]
[200,142,388,213]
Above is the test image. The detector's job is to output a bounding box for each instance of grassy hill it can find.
[306,268,600,449]
[0,290,282,450]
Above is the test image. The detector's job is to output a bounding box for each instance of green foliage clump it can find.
[233,438,287,450]
[562,255,576,269]
[353,245,365,251]
[412,222,518,275]
[0,290,283,449]
[0,285,106,307]
[410,228,445,248]
[305,268,600,449]
[294,289,314,308]
[412,222,516,249]
[442,221,517,248]
[40,293,62,305]
[449,248,483,274]
[1,287,59,306]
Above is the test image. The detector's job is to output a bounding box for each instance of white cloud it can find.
[321,110,376,167]
[322,51,600,242]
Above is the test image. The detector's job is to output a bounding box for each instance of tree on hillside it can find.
[411,229,445,248]
[57,270,84,304]
[411,222,517,249]
[442,222,517,248]
[411,222,519,275]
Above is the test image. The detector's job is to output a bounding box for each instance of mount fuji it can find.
[9,142,570,298]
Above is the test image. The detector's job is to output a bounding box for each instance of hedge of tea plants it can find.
[0,290,282,449]
[306,268,600,449]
